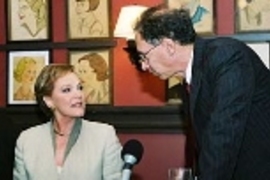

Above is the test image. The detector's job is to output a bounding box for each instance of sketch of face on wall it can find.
[168,0,213,34]
[13,57,37,101]
[74,52,110,104]
[237,0,270,31]
[12,0,47,40]
[75,0,103,37]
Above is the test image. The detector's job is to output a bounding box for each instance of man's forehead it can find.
[135,34,148,46]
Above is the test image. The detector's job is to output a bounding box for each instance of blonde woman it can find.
[13,57,37,101]
[13,64,123,180]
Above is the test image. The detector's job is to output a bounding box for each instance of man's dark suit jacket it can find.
[190,37,270,180]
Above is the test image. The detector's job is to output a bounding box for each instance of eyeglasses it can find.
[138,44,160,63]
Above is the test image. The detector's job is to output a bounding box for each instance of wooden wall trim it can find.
[1,105,186,133]
[0,40,116,51]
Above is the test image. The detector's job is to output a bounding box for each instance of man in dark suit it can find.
[133,4,270,180]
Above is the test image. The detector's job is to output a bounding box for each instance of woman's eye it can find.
[78,84,83,91]
[62,88,71,93]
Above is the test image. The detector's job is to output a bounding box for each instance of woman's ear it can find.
[43,96,54,109]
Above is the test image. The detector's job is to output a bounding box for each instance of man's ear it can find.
[163,38,176,56]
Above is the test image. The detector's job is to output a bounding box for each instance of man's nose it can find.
[141,61,149,71]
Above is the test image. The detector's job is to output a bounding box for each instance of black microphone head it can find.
[121,139,144,164]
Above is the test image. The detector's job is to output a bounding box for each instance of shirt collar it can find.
[185,51,193,84]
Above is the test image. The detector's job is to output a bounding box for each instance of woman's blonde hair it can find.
[34,64,74,117]
[14,57,37,83]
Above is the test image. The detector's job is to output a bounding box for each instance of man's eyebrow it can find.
[136,50,144,54]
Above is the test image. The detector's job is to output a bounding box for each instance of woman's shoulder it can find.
[80,120,120,146]
[81,119,116,134]
[82,119,113,128]
[18,122,51,141]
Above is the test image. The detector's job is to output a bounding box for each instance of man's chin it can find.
[150,71,170,80]
[157,74,169,80]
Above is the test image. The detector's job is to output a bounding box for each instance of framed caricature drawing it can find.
[7,0,49,41]
[235,0,270,32]
[67,0,110,39]
[69,49,111,105]
[167,0,215,35]
[8,50,49,105]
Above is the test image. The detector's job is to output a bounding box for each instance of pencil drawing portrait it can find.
[9,0,48,41]
[236,0,270,32]
[8,51,49,104]
[70,51,110,104]
[13,57,37,101]
[168,0,214,34]
[68,0,109,39]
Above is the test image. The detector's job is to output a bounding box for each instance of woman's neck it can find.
[53,118,75,136]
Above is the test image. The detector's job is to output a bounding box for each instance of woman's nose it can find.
[75,89,84,98]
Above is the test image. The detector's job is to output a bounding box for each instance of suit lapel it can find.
[190,38,206,118]
[190,70,202,119]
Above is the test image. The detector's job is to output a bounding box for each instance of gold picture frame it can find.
[167,0,215,35]
[235,0,270,33]
[69,49,112,105]
[67,0,110,40]
[8,50,50,104]
[7,0,49,41]
[166,76,185,105]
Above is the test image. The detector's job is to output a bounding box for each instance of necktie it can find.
[183,79,191,94]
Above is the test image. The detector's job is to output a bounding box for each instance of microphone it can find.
[121,139,144,180]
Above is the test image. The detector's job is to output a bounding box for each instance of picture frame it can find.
[247,42,270,68]
[235,0,270,33]
[166,76,185,105]
[69,49,112,105]
[8,50,50,105]
[167,0,215,35]
[67,0,110,40]
[7,0,50,42]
